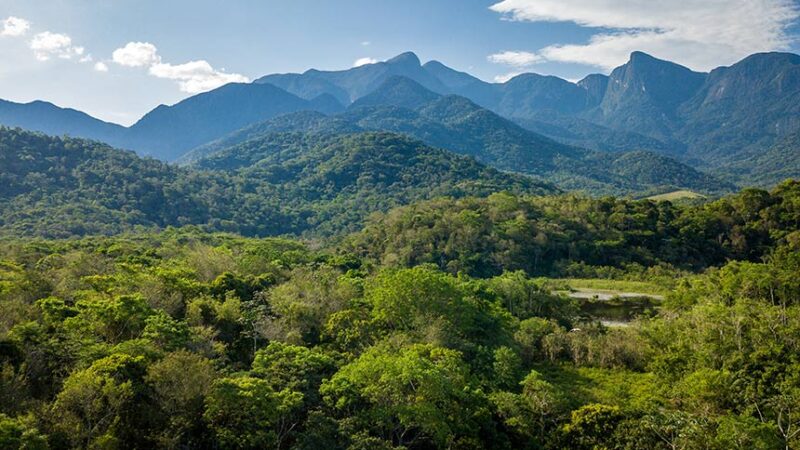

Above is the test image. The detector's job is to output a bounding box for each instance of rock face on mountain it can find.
[589,51,707,142]
[677,53,800,164]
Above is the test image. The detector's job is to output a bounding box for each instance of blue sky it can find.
[1,0,798,125]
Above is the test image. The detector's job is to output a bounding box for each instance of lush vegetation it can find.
[346,180,800,277]
[0,127,548,238]
[184,78,732,196]
[0,176,798,448]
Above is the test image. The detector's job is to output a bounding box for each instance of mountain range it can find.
[0,50,799,191]
[181,76,729,195]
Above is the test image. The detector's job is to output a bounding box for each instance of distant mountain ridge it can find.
[253,50,800,185]
[1,50,799,186]
[0,99,126,144]
[181,76,734,196]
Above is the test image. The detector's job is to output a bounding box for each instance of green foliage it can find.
[560,404,625,449]
[0,414,48,450]
[203,376,303,449]
[0,127,549,239]
[321,342,488,448]
[0,181,797,448]
[349,182,800,277]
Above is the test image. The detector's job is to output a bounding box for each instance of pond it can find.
[558,289,663,327]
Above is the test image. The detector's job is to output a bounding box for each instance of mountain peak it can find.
[629,51,657,62]
[386,52,421,67]
[728,52,800,75]
[350,75,440,110]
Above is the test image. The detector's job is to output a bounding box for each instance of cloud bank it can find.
[488,0,800,72]
[112,42,160,67]
[30,31,84,61]
[2,16,94,65]
[1,16,30,37]
[111,41,249,93]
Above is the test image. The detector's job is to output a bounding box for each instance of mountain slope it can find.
[716,131,800,187]
[0,127,550,238]
[677,52,800,164]
[3,50,798,187]
[493,73,590,117]
[125,82,344,160]
[586,51,706,143]
[0,99,126,144]
[350,75,441,110]
[191,132,552,238]
[0,83,344,162]
[179,110,360,164]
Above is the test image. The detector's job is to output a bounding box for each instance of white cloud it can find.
[112,41,160,67]
[94,61,109,72]
[353,57,378,67]
[149,60,249,93]
[489,0,800,71]
[111,41,248,93]
[1,16,30,37]
[488,51,541,67]
[30,31,85,61]
[361,41,371,46]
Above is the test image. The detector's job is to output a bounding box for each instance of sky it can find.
[1,0,799,125]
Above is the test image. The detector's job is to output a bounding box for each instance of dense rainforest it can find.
[1,177,799,449]
[0,127,548,239]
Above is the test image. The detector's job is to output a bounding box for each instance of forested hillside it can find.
[0,127,549,238]
[346,180,800,276]
[2,51,799,188]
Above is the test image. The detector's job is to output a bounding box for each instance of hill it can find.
[0,127,550,238]
[0,99,126,144]
[715,130,800,187]
[0,84,343,162]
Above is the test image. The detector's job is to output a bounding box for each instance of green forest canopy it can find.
[0,174,798,448]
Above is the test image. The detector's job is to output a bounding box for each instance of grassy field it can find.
[546,278,670,296]
[646,190,706,201]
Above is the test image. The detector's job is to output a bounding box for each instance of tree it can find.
[145,351,217,447]
[0,414,48,450]
[250,342,335,407]
[260,266,355,345]
[365,267,512,353]
[560,404,625,450]
[204,376,302,450]
[321,343,488,448]
[51,354,146,448]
